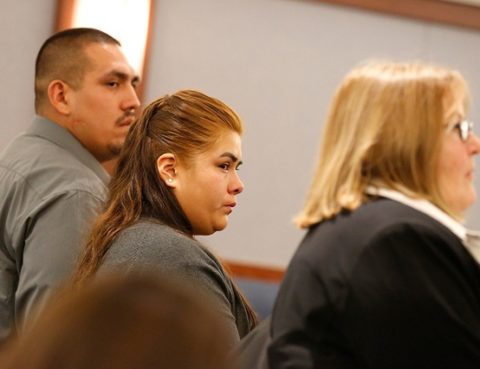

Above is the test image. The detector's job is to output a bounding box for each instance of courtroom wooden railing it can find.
[224,260,285,283]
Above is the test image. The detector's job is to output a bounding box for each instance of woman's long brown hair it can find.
[73,90,257,328]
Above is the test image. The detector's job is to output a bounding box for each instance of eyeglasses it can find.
[452,120,474,142]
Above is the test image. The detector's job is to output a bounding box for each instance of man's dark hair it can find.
[34,28,120,112]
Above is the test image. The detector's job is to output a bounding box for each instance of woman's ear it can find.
[47,80,71,115]
[156,153,177,188]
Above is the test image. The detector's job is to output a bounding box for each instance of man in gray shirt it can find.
[0,28,140,341]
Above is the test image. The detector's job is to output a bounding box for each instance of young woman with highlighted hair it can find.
[74,90,257,347]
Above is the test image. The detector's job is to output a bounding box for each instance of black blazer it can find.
[268,198,480,369]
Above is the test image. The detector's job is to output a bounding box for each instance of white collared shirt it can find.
[365,186,480,263]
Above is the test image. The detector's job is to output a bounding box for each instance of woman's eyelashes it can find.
[219,162,231,171]
[218,162,242,171]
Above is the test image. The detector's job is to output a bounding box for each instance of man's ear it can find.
[156,153,177,188]
[47,80,71,115]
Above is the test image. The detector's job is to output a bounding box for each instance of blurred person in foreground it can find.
[0,272,231,369]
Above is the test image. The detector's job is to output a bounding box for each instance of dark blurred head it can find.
[0,272,230,369]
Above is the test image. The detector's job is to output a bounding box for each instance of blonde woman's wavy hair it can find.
[295,61,469,228]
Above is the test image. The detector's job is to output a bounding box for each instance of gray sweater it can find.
[98,219,251,346]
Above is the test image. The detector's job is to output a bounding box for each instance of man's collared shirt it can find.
[0,115,109,340]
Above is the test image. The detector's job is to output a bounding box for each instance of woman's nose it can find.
[230,171,244,195]
[468,132,480,155]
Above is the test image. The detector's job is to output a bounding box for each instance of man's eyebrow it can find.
[132,74,141,85]
[103,70,141,84]
[220,152,242,165]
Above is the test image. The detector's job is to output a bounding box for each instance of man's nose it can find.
[122,84,141,111]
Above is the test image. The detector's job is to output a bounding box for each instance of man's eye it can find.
[107,81,119,88]
[219,163,230,170]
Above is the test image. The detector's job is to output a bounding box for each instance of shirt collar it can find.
[27,115,110,185]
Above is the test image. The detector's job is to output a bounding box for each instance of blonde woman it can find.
[268,62,480,368]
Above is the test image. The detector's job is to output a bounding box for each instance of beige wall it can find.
[144,0,480,267]
[3,0,480,267]
[0,0,56,150]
